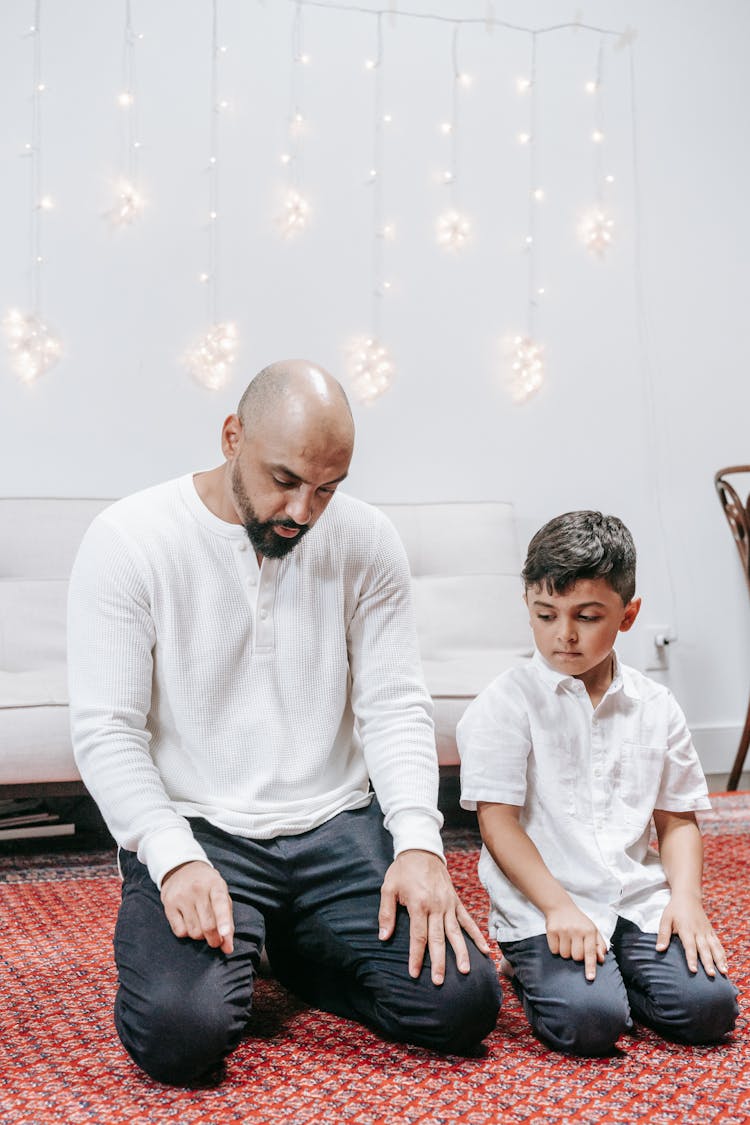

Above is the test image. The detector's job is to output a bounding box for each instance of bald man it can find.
[68,360,501,1085]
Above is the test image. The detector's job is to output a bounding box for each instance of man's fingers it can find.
[445,911,471,975]
[209,885,235,955]
[408,914,428,979]
[427,913,447,985]
[378,886,397,941]
[455,901,490,956]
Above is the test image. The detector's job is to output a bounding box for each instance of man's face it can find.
[525,578,640,687]
[229,416,352,559]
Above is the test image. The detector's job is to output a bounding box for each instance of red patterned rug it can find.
[0,796,748,1124]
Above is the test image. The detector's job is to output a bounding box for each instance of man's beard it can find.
[231,462,310,559]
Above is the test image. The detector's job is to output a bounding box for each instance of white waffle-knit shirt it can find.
[68,474,443,888]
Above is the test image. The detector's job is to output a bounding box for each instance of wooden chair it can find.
[714,466,750,789]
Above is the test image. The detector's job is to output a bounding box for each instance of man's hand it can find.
[545,902,607,981]
[378,849,491,985]
[656,892,728,977]
[160,860,234,954]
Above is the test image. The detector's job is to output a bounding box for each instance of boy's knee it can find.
[525,984,631,1057]
[657,973,739,1046]
[115,977,246,1086]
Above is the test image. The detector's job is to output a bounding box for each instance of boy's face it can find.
[525,578,641,687]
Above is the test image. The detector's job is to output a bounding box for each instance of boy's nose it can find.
[558,620,578,643]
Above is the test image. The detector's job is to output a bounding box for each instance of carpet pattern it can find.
[0,796,748,1124]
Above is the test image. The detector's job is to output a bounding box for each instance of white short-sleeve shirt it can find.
[458,650,711,945]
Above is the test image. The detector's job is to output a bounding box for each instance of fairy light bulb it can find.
[2,308,62,383]
[508,335,544,403]
[578,207,615,257]
[591,128,605,144]
[117,91,134,107]
[347,336,394,405]
[585,80,598,94]
[184,321,238,390]
[516,77,532,94]
[278,188,310,237]
[108,178,145,226]
[518,131,531,145]
[436,209,472,251]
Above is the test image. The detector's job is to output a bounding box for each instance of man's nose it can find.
[286,487,314,525]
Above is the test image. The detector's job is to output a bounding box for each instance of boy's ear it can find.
[619,596,642,633]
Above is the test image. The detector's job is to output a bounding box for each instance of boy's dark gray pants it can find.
[113,799,502,1085]
[502,915,738,1056]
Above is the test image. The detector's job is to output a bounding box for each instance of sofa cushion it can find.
[0,666,69,708]
[0,705,78,783]
[0,580,68,672]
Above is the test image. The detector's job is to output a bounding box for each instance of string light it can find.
[580,36,615,259]
[3,0,61,383]
[277,2,311,237]
[107,0,145,227]
[347,13,394,404]
[505,31,544,404]
[508,335,545,403]
[184,0,237,390]
[436,25,472,251]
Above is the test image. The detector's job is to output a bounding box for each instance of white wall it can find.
[1,0,748,770]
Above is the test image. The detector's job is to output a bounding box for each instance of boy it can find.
[458,511,738,1056]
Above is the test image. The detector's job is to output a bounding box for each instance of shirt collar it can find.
[532,648,638,701]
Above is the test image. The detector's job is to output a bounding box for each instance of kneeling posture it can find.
[459,510,737,1056]
[68,360,500,1085]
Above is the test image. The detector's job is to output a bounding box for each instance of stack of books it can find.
[0,799,75,841]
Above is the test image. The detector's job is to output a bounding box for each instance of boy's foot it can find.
[499,955,515,978]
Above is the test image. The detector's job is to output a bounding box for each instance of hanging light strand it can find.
[436,25,471,251]
[3,0,62,383]
[278,3,311,237]
[184,0,238,390]
[108,0,145,227]
[580,36,614,258]
[348,13,394,404]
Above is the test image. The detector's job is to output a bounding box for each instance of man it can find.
[68,359,501,1085]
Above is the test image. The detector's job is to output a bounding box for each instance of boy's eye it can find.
[578,614,601,622]
[536,613,554,621]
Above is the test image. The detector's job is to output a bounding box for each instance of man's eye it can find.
[274,479,295,488]
[317,486,336,495]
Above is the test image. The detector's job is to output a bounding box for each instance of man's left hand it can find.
[378,849,491,985]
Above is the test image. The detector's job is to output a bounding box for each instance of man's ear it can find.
[619,596,642,633]
[221,414,243,461]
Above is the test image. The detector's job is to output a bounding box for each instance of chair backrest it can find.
[714,466,750,595]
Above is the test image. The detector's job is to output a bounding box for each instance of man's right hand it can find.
[160,860,234,954]
[545,902,607,981]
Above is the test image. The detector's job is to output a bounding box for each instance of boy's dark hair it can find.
[522,510,636,604]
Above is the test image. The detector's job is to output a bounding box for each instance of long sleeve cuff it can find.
[138,823,214,889]
[387,808,445,863]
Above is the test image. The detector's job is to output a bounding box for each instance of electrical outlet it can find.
[643,625,675,671]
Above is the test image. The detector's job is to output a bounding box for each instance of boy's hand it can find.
[656,892,728,977]
[546,903,607,981]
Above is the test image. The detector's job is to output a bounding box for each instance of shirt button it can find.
[237,541,247,552]
[593,767,602,778]
[260,609,268,620]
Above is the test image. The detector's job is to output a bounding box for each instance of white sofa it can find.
[0,496,531,795]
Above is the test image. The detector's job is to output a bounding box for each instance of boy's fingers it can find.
[584,938,598,981]
[655,915,673,952]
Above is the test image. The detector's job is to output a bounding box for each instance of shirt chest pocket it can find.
[617,742,665,821]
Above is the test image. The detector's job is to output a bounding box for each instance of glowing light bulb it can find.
[516,77,532,94]
[38,195,54,211]
[107,179,145,227]
[280,153,292,165]
[585,80,598,95]
[458,72,473,88]
[184,322,239,390]
[507,335,544,404]
[518,131,531,145]
[36,82,46,93]
[117,91,134,108]
[578,207,615,257]
[605,174,615,184]
[299,53,311,65]
[440,122,453,135]
[2,309,62,383]
[532,188,545,202]
[364,58,376,71]
[442,170,454,184]
[592,129,605,144]
[382,113,392,124]
[199,272,210,284]
[347,336,394,405]
[436,209,472,251]
[381,223,395,240]
[278,188,311,238]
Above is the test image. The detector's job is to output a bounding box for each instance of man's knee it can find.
[115,972,247,1086]
[373,944,502,1055]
